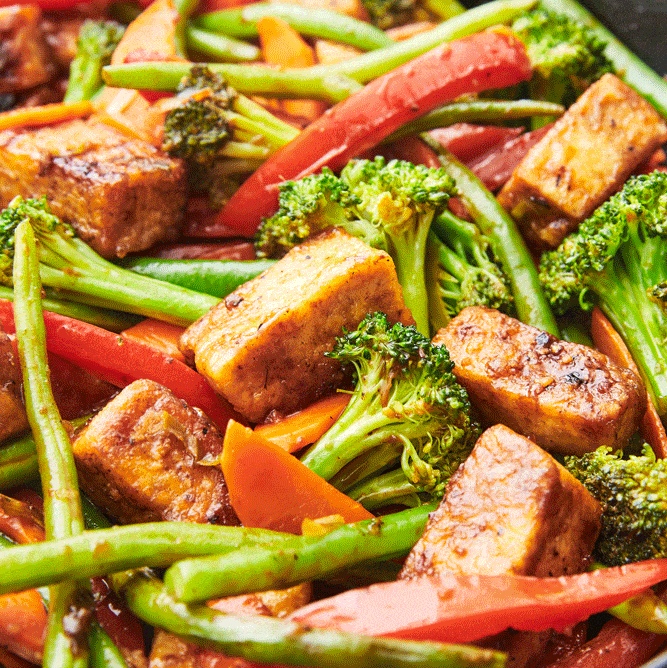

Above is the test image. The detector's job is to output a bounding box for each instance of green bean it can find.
[386,99,564,142]
[195,3,393,51]
[0,432,39,490]
[431,146,559,335]
[165,504,434,602]
[103,61,363,104]
[186,25,260,62]
[539,0,667,118]
[120,258,276,298]
[0,522,291,595]
[123,574,507,668]
[103,0,536,100]
[423,0,466,20]
[13,219,88,667]
[88,621,130,668]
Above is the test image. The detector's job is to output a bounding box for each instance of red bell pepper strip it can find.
[288,560,667,643]
[0,301,239,432]
[208,29,533,237]
[429,123,524,164]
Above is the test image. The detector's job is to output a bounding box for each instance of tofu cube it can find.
[434,306,645,455]
[72,379,239,525]
[180,227,414,422]
[400,424,602,579]
[498,74,667,248]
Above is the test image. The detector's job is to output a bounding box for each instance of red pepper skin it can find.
[288,560,667,644]
[429,123,524,164]
[209,29,532,237]
[0,301,239,432]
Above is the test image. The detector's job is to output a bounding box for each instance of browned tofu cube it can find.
[498,74,667,249]
[72,379,239,525]
[434,306,645,455]
[0,5,55,93]
[401,424,601,579]
[0,119,186,258]
[180,228,414,422]
[0,329,28,443]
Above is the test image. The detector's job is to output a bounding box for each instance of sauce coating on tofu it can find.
[434,306,646,455]
[0,119,186,258]
[498,73,667,249]
[180,227,414,422]
[0,328,28,444]
[72,379,239,525]
[400,424,602,580]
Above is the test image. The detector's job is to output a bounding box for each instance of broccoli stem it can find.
[24,223,220,325]
[0,523,290,595]
[538,0,667,118]
[194,3,394,51]
[123,574,506,668]
[348,467,423,510]
[389,212,434,335]
[164,504,435,602]
[431,147,559,335]
[0,287,139,332]
[594,255,667,416]
[13,220,88,668]
[104,0,536,100]
[329,442,404,492]
[186,26,261,62]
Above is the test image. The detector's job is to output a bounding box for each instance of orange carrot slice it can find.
[254,393,349,452]
[591,307,667,458]
[0,101,93,132]
[257,16,324,122]
[221,420,373,533]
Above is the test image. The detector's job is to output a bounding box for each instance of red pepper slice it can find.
[0,301,239,432]
[288,560,667,643]
[209,29,532,237]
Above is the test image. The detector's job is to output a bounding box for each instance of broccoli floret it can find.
[254,168,386,259]
[425,210,514,330]
[162,66,299,200]
[510,8,615,122]
[300,312,480,510]
[257,157,457,335]
[539,171,667,416]
[361,0,417,30]
[0,197,218,325]
[565,445,667,566]
[63,20,125,103]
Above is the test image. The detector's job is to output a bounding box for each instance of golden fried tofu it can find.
[0,118,186,258]
[434,306,645,455]
[401,424,602,579]
[498,74,667,249]
[0,329,28,443]
[180,228,414,422]
[72,379,239,525]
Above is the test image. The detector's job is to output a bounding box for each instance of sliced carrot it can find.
[257,16,325,122]
[0,589,47,664]
[121,318,186,363]
[254,393,349,452]
[0,101,93,132]
[111,0,183,66]
[221,420,374,534]
[590,307,667,458]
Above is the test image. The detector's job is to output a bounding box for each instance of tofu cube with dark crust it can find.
[180,227,414,422]
[434,306,645,455]
[400,424,602,579]
[0,119,186,258]
[72,379,239,526]
[0,329,28,443]
[498,74,667,249]
[0,5,55,93]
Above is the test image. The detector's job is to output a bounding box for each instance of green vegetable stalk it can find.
[122,573,507,668]
[13,219,89,668]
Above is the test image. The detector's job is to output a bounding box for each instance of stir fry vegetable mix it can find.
[1,0,667,666]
